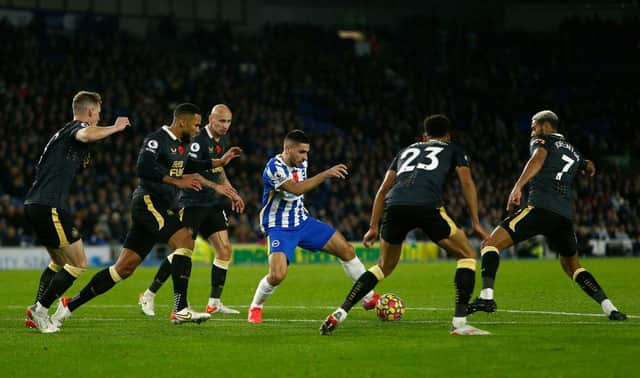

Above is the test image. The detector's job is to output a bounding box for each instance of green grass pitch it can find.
[1,258,639,377]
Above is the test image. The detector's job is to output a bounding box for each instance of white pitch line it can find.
[6,304,638,319]
[2,317,637,325]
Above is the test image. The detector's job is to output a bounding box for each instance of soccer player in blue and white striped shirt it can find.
[248,130,378,323]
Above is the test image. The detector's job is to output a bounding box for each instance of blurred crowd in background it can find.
[1,14,638,256]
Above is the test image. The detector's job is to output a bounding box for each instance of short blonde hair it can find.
[72,91,102,115]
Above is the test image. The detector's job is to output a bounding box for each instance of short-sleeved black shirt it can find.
[385,140,470,208]
[24,120,90,212]
[133,126,192,206]
[178,126,230,208]
[527,133,585,220]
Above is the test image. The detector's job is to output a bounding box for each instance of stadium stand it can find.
[0,14,638,256]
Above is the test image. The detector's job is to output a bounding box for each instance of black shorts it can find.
[500,206,577,257]
[123,195,185,259]
[25,204,82,248]
[180,206,228,240]
[380,206,458,244]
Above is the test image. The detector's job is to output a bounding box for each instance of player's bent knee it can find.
[109,265,126,282]
[63,263,87,278]
[113,261,137,279]
[216,244,232,260]
[268,271,286,285]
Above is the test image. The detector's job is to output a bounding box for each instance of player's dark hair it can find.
[532,110,559,130]
[72,91,102,115]
[284,129,310,146]
[174,103,201,119]
[423,114,451,138]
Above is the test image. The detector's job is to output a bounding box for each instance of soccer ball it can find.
[375,293,405,321]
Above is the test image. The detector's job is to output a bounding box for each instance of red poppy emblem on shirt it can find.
[178,145,185,155]
[292,172,299,182]
[215,145,222,154]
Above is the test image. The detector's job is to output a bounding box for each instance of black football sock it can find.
[454,266,475,317]
[34,265,58,303]
[149,257,172,294]
[171,254,192,311]
[210,264,228,299]
[67,268,118,312]
[39,269,76,308]
[480,246,500,290]
[574,270,608,304]
[340,271,380,312]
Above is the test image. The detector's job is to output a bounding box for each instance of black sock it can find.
[574,270,608,304]
[210,264,228,299]
[171,255,192,311]
[35,266,57,303]
[67,268,117,312]
[481,250,500,289]
[454,268,475,317]
[340,271,380,312]
[149,258,172,293]
[39,269,77,308]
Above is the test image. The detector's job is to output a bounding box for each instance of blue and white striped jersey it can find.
[260,155,309,232]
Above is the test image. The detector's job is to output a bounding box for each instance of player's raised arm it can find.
[279,164,348,196]
[184,146,243,173]
[75,117,130,143]
[455,166,489,240]
[507,145,547,212]
[363,169,396,248]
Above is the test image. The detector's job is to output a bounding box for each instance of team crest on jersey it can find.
[146,139,159,153]
[271,239,280,248]
[215,145,222,154]
[178,145,185,155]
[292,172,299,182]
[191,143,201,152]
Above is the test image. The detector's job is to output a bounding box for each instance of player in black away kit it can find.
[49,103,243,330]
[468,110,626,321]
[139,104,245,316]
[321,114,492,336]
[24,91,130,333]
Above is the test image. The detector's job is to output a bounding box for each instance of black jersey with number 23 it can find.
[385,140,470,208]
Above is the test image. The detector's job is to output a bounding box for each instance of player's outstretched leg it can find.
[320,265,384,335]
[468,246,500,315]
[53,265,124,328]
[569,265,626,321]
[340,256,380,310]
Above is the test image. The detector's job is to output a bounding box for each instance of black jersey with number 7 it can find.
[385,140,470,208]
